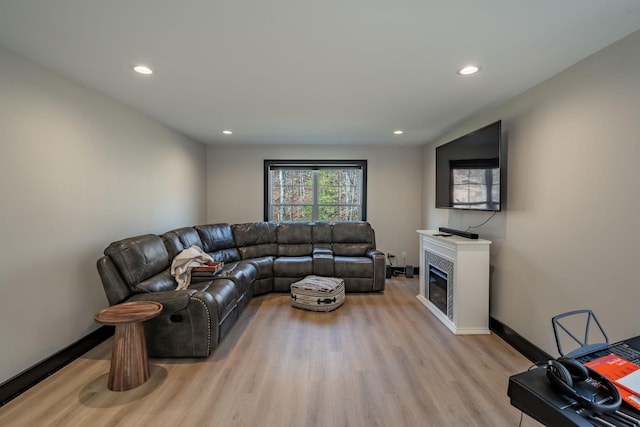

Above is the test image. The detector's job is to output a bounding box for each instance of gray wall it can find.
[423,30,640,355]
[0,47,207,384]
[206,144,423,269]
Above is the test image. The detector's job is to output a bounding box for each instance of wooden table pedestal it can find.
[94,301,163,391]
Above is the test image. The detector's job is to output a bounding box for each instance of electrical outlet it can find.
[387,252,396,266]
[402,251,407,259]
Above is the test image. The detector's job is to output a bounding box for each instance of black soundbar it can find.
[438,227,479,239]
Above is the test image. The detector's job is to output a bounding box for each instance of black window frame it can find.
[264,159,367,222]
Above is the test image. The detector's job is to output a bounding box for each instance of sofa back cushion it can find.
[277,222,313,256]
[195,223,241,262]
[233,222,278,259]
[104,234,171,291]
[161,227,204,260]
[312,222,333,250]
[331,221,375,256]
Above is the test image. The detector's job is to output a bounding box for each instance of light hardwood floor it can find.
[0,277,542,426]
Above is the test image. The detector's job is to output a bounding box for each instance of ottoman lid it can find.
[290,275,344,293]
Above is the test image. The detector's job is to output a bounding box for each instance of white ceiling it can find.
[1,1,640,146]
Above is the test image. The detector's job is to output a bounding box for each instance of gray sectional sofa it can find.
[97,221,385,358]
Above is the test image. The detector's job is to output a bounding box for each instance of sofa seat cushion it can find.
[334,256,373,278]
[215,261,257,297]
[273,256,313,277]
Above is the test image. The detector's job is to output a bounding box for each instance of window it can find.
[264,160,367,222]
[450,159,499,210]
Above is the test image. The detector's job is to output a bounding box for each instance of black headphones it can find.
[546,357,622,413]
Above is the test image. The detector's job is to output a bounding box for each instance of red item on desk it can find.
[586,353,640,410]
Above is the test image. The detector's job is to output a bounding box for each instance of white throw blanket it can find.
[171,245,214,291]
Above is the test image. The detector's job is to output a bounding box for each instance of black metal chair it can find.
[552,309,609,358]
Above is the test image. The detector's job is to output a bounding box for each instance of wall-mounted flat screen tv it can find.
[435,120,504,211]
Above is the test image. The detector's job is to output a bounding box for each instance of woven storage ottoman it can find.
[290,275,345,312]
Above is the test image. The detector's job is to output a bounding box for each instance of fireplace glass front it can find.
[428,265,448,315]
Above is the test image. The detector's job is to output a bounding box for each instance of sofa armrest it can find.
[312,248,334,276]
[97,256,133,305]
[366,249,384,258]
[127,289,195,313]
[313,247,333,256]
[127,288,219,357]
[366,249,386,292]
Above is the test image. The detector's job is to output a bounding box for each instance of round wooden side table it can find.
[94,301,163,391]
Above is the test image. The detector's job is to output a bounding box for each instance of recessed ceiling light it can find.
[393,130,404,135]
[133,65,153,75]
[458,65,480,76]
[222,130,233,135]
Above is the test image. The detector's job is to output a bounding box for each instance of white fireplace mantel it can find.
[417,230,491,335]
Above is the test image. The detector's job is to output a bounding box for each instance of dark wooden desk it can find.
[94,301,163,391]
